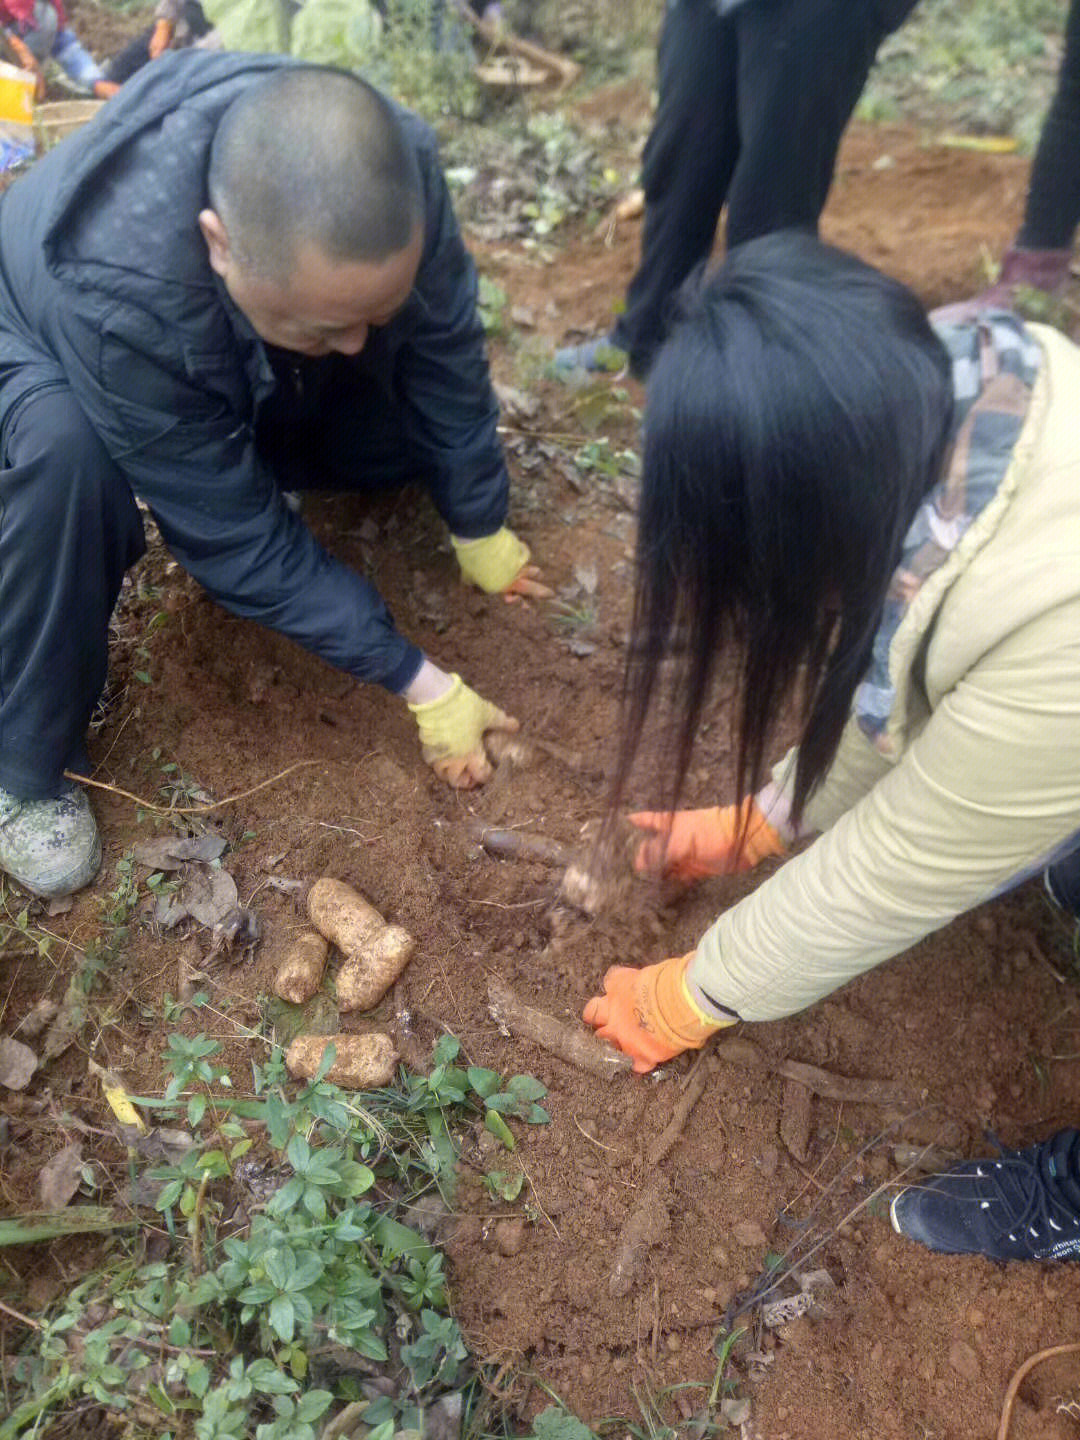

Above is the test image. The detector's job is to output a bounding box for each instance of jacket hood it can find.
[41,51,292,291]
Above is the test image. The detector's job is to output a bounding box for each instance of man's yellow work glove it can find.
[452,527,552,600]
[629,797,786,881]
[583,952,735,1073]
[408,673,518,789]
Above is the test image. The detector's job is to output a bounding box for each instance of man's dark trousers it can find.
[612,0,918,378]
[0,363,420,802]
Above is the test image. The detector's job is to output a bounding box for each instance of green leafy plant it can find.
[477,275,509,336]
[402,1034,551,1159]
[573,437,641,480]
[5,1031,552,1438]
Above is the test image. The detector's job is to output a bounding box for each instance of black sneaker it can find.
[890,1129,1080,1261]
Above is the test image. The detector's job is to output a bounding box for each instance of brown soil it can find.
[3,97,1080,1440]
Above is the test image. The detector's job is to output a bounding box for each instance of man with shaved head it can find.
[0,55,544,898]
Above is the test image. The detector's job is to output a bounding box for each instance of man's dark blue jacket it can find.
[0,52,508,692]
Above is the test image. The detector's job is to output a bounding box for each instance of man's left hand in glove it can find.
[452,526,553,601]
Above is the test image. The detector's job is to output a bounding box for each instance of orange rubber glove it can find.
[629,796,785,881]
[583,952,735,1073]
[147,17,174,57]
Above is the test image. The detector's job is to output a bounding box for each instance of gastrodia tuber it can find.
[307,878,415,1013]
[273,930,330,1005]
[285,1032,398,1089]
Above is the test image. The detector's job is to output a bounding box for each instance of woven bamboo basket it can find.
[34,98,104,148]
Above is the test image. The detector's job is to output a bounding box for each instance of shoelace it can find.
[974,1140,1080,1246]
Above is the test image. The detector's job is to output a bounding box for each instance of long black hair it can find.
[613,232,956,835]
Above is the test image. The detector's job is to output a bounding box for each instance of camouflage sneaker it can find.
[0,785,102,898]
[551,334,628,382]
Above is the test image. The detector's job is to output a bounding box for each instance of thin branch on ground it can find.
[998,1343,1080,1440]
[64,760,318,816]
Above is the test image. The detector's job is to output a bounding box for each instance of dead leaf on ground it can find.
[41,975,89,1063]
[156,862,238,929]
[0,1035,39,1090]
[39,1142,84,1209]
[13,998,58,1041]
[132,834,228,870]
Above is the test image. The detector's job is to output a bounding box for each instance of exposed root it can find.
[776,1059,916,1108]
[487,974,633,1078]
[998,1343,1080,1440]
[646,1053,712,1167]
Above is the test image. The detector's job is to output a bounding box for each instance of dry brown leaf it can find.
[132,834,228,869]
[39,1142,84,1209]
[0,1035,38,1090]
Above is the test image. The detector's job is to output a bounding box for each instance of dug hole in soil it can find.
[4,85,1080,1440]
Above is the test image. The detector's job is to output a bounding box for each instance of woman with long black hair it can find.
[583,232,1080,1261]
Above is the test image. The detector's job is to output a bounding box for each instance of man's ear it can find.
[198,209,232,277]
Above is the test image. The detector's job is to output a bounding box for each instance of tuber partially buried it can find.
[307,878,415,1013]
[285,1032,398,1089]
[273,930,329,1005]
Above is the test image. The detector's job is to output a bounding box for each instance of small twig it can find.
[518,1156,562,1242]
[998,1343,1080,1440]
[465,897,548,910]
[573,1115,616,1152]
[0,1298,41,1330]
[190,1172,210,1276]
[646,1054,712,1167]
[64,760,318,816]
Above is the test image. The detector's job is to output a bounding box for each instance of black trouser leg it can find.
[726,0,917,246]
[612,0,736,378]
[1018,0,1080,250]
[104,27,155,84]
[614,0,916,377]
[0,386,145,799]
[1048,839,1080,919]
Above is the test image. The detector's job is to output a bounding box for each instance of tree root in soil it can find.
[486,974,633,1077]
[467,817,618,915]
[607,1056,713,1297]
[608,1175,671,1298]
[776,1059,916,1108]
[646,1053,713,1167]
[467,820,577,869]
[998,1343,1080,1440]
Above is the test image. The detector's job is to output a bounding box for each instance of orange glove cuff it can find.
[736,796,786,869]
[643,952,725,1051]
[8,32,40,73]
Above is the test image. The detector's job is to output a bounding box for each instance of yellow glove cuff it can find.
[452,527,530,594]
[408,674,487,762]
